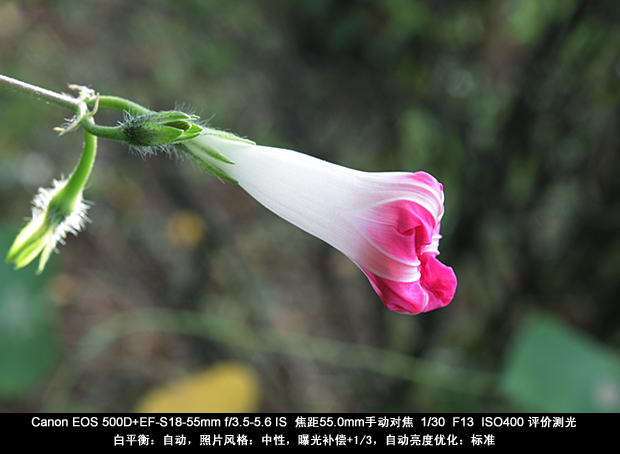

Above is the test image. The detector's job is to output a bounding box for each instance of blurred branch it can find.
[44,308,497,411]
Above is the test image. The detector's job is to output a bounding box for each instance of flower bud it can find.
[121,111,202,147]
[6,179,89,274]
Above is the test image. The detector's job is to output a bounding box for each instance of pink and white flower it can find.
[185,132,457,314]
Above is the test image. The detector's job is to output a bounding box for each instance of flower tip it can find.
[35,261,47,275]
[5,246,16,264]
[7,179,90,275]
[360,256,457,315]
[6,236,44,272]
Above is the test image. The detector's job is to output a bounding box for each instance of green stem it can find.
[0,74,80,113]
[79,117,127,142]
[88,95,153,116]
[57,129,97,209]
[0,74,155,143]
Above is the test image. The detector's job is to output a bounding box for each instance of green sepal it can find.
[195,128,256,165]
[203,127,255,146]
[170,122,202,143]
[121,111,203,147]
[177,143,237,183]
[149,111,199,123]
[198,143,236,165]
[141,124,185,146]
[195,158,238,184]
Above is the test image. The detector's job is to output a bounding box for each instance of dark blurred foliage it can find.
[0,0,619,412]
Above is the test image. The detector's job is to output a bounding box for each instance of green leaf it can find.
[0,230,56,397]
[500,313,620,412]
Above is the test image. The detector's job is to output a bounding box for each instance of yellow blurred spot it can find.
[166,211,207,247]
[135,362,260,413]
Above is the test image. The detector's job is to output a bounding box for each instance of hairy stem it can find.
[0,74,80,113]
[79,117,128,142]
[88,95,153,117]
[0,73,159,145]
[57,129,97,210]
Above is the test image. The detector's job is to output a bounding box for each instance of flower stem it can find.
[56,129,97,210]
[0,74,80,113]
[88,95,152,117]
[79,117,128,142]
[0,73,155,143]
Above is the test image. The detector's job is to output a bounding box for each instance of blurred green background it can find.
[1,0,619,413]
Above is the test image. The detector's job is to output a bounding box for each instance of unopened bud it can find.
[6,179,89,274]
[121,111,202,147]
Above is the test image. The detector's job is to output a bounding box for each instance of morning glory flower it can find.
[184,131,457,314]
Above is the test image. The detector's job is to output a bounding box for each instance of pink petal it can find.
[344,198,436,273]
[360,254,457,314]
